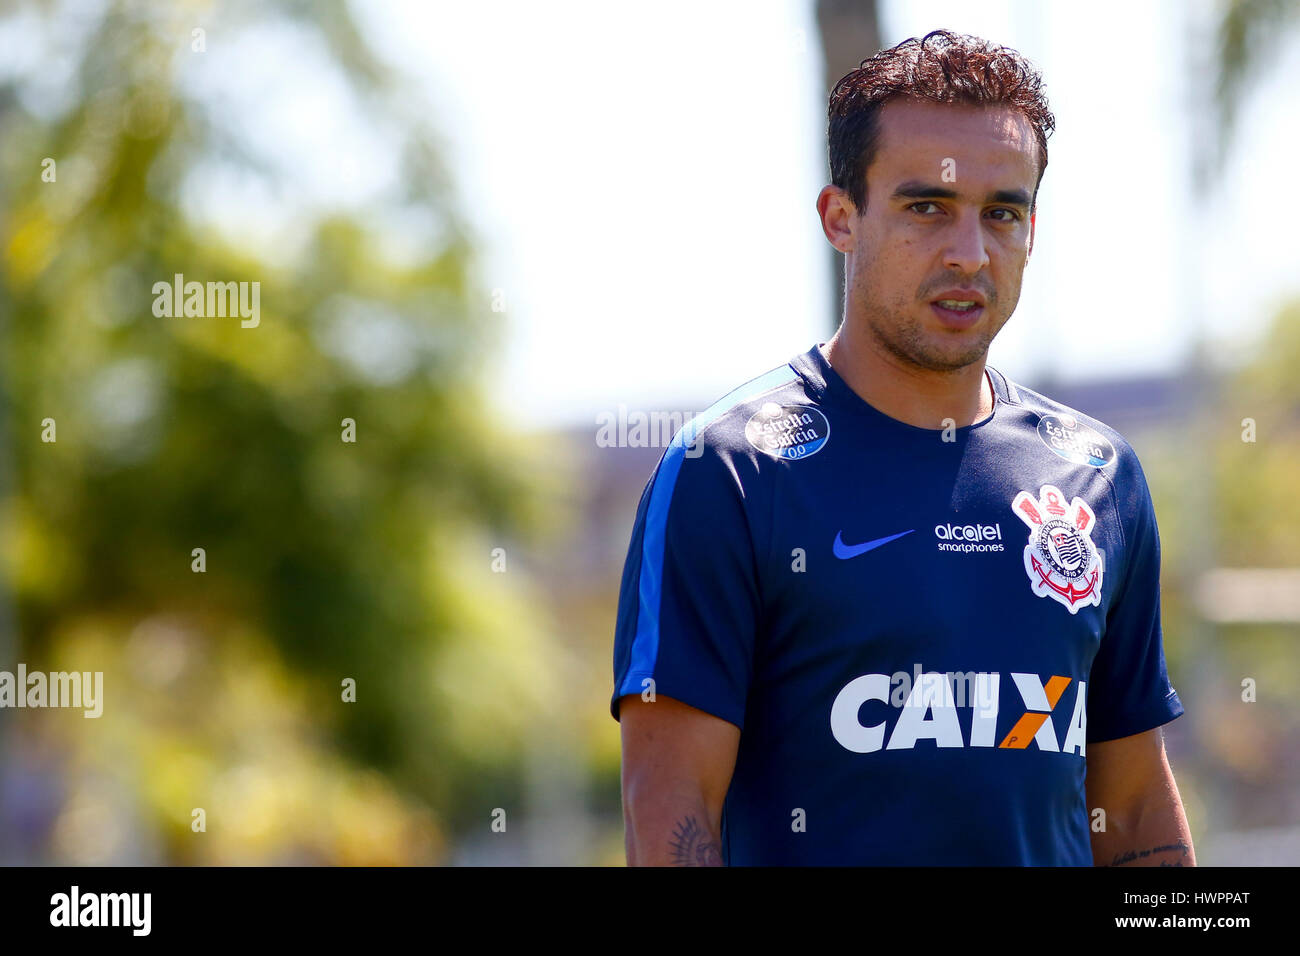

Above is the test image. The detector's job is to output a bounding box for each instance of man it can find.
[611,30,1195,866]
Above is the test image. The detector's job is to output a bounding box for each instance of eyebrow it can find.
[891,181,1032,209]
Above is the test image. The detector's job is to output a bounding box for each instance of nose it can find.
[943,212,990,276]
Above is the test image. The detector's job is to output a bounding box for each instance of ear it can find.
[817,185,857,254]
[1027,210,1036,261]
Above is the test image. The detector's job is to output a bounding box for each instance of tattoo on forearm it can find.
[1105,840,1191,867]
[668,815,723,866]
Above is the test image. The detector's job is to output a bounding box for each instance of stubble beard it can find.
[862,299,998,372]
[850,269,1011,374]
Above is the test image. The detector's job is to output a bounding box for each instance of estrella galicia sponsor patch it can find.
[745,402,829,461]
[1036,413,1115,468]
[1011,484,1105,614]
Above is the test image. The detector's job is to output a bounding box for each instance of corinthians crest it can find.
[1011,484,1105,614]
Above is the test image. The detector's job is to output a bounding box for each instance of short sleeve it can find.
[1086,452,1184,742]
[610,436,760,730]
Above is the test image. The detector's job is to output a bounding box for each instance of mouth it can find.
[928,290,987,330]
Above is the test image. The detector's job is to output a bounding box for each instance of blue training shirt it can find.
[611,343,1184,866]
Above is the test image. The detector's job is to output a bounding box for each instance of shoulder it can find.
[992,369,1160,549]
[620,361,808,547]
[994,369,1150,488]
[660,360,813,470]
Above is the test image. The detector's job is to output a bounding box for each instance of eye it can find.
[987,208,1022,222]
[909,201,942,215]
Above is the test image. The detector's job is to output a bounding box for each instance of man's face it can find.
[843,99,1039,372]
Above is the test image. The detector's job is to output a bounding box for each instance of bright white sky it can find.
[11,1,1288,429]
[356,0,1300,427]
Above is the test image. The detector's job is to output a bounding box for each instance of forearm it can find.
[1092,769,1195,867]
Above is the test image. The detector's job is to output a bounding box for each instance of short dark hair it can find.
[828,29,1055,213]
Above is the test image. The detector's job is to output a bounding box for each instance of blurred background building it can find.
[0,0,1297,865]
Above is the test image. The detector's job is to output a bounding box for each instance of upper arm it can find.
[618,692,741,819]
[610,437,762,730]
[1088,451,1183,742]
[1085,724,1194,866]
[609,417,764,862]
[1084,725,1170,817]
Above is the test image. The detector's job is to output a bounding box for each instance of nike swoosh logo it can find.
[833,529,915,559]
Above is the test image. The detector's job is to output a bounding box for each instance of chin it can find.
[911,340,989,372]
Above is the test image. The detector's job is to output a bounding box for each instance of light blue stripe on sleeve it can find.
[617,363,799,699]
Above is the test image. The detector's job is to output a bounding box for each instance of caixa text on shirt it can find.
[830,671,1088,756]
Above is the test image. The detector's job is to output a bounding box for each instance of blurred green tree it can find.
[0,0,555,861]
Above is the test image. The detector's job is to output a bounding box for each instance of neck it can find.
[821,330,993,429]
